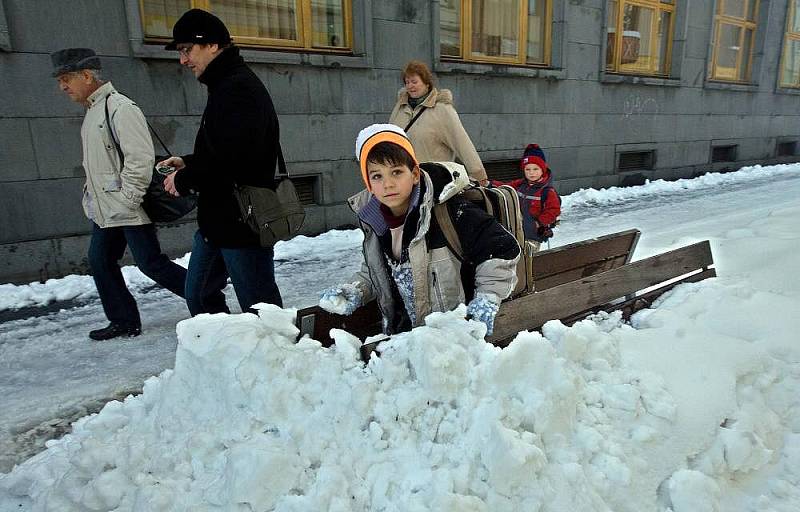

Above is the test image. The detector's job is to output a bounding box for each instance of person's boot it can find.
[89,323,142,341]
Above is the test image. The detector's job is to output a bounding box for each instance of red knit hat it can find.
[520,143,548,172]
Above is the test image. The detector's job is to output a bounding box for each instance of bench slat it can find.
[531,229,640,286]
[489,240,714,342]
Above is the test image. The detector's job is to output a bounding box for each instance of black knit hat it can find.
[165,9,232,50]
[50,48,101,77]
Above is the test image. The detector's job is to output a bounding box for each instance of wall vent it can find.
[711,145,737,163]
[777,141,797,157]
[484,160,520,182]
[291,176,317,205]
[617,150,655,171]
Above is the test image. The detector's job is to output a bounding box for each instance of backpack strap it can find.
[540,186,549,213]
[433,202,463,261]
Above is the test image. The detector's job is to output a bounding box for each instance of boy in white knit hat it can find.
[319,124,520,336]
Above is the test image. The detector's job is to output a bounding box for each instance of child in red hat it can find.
[492,144,561,251]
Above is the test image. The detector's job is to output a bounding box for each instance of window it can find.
[440,0,552,66]
[780,0,800,88]
[139,0,352,51]
[606,1,675,76]
[710,0,759,82]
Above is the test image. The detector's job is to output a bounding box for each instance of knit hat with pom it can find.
[520,143,547,172]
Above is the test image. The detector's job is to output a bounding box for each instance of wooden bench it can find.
[296,229,643,347]
[489,239,716,345]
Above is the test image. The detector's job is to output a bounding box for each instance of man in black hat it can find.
[52,48,187,340]
[160,9,283,316]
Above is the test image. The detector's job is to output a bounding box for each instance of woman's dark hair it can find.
[402,60,435,89]
[367,141,416,170]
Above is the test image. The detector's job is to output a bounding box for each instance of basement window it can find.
[777,141,797,157]
[617,150,655,171]
[711,145,737,163]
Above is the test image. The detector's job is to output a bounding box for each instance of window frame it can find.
[138,0,354,54]
[605,0,676,77]
[440,0,554,68]
[779,0,800,88]
[709,0,760,83]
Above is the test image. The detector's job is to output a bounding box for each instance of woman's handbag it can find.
[232,145,306,247]
[105,97,197,223]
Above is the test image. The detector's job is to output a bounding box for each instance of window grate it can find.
[711,145,737,163]
[777,141,797,157]
[618,150,655,171]
[484,160,521,182]
[290,176,317,206]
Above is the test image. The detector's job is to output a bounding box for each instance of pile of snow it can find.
[0,228,363,313]
[3,207,799,511]
[563,163,800,209]
[0,255,190,313]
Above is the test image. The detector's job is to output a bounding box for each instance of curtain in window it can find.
[471,0,519,59]
[142,0,191,38]
[210,0,298,41]
[311,0,346,48]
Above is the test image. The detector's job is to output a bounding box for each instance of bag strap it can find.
[105,93,172,161]
[147,121,171,155]
[433,202,463,261]
[404,106,427,132]
[201,111,288,180]
[104,96,124,169]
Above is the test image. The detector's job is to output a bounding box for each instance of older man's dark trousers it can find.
[88,222,187,328]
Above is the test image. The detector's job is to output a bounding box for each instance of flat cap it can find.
[50,48,101,77]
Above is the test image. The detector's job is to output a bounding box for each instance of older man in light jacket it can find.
[52,48,187,340]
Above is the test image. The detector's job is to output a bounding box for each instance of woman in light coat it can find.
[389,60,488,184]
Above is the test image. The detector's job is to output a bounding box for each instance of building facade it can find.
[1,0,798,284]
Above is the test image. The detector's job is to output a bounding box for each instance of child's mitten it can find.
[466,292,501,335]
[319,283,364,315]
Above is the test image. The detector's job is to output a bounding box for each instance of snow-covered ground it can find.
[0,163,799,511]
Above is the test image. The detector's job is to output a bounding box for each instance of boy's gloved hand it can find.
[319,283,364,315]
[537,225,554,240]
[466,292,501,336]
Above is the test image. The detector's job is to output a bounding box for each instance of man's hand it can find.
[157,156,185,171]
[163,171,180,197]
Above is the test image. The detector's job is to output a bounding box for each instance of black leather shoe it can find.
[89,323,142,341]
